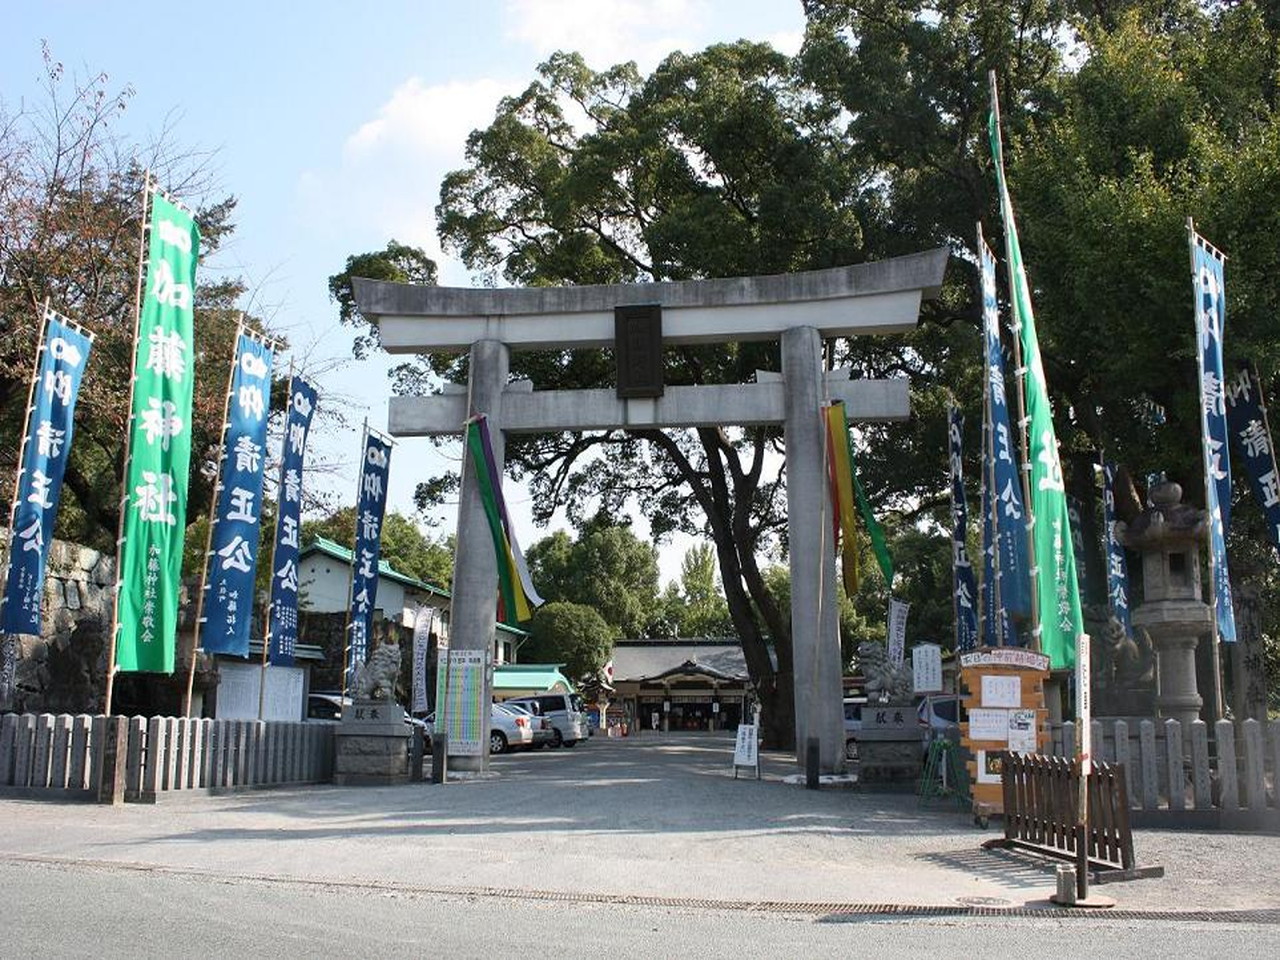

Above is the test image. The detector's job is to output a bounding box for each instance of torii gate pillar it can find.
[448,339,508,772]
[782,326,844,772]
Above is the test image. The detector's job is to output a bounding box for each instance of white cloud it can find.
[501,0,711,69]
[344,76,514,162]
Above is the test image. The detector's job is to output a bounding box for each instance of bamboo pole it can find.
[257,356,293,721]
[103,173,153,717]
[989,71,1042,654]
[948,400,963,654]
[1187,217,1226,722]
[181,316,245,718]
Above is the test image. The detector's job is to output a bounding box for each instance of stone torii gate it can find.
[352,248,947,773]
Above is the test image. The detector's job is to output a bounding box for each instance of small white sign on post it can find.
[732,722,760,779]
[887,599,910,668]
[912,643,943,694]
[1076,632,1092,775]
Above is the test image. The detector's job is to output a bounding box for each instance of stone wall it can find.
[1,534,209,716]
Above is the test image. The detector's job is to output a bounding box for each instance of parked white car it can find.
[422,704,534,754]
[503,693,588,747]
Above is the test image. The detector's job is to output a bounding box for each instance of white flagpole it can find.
[104,173,153,717]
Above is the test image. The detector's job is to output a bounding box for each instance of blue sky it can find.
[4,0,807,585]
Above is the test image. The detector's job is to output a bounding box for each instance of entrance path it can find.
[0,732,1276,915]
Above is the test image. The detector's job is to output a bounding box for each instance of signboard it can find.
[912,643,943,694]
[977,749,1008,785]
[968,708,1010,742]
[959,648,1050,672]
[981,674,1022,708]
[213,660,304,722]
[733,723,759,767]
[887,598,909,667]
[442,648,485,757]
[1008,709,1038,754]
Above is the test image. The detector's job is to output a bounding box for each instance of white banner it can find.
[411,606,435,714]
[887,599,909,667]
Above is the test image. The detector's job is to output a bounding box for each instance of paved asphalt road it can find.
[1,732,1277,957]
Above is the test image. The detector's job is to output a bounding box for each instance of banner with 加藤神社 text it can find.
[115,191,200,674]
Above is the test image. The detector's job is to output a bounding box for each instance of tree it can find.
[0,46,259,552]
[666,544,734,638]
[525,514,660,639]
[524,601,615,681]
[302,508,453,590]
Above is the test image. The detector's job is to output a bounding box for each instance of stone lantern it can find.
[1116,481,1211,727]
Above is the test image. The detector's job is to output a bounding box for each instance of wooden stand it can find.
[959,647,1051,820]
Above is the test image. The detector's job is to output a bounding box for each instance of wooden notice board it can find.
[958,647,1051,815]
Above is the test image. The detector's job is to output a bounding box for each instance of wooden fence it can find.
[1045,718,1278,822]
[0,714,335,803]
[994,754,1161,882]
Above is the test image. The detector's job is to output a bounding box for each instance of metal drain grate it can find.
[5,853,1278,925]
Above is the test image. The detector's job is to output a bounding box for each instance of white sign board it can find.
[733,723,759,767]
[968,708,1010,743]
[981,674,1022,708]
[959,648,1051,672]
[912,643,943,694]
[214,661,305,722]
[443,649,486,757]
[977,749,1007,785]
[887,599,909,668]
[1008,709,1038,754]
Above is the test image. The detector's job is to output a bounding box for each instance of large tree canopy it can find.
[338,0,1280,736]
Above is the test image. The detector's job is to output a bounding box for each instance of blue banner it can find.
[979,237,1030,643]
[1191,234,1236,642]
[1225,363,1280,556]
[1101,460,1133,636]
[347,430,392,688]
[948,406,979,651]
[267,376,318,666]
[200,333,275,656]
[1,310,93,635]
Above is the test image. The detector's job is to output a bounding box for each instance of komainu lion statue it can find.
[857,640,913,703]
[354,642,401,701]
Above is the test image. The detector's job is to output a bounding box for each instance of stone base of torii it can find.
[353,249,948,774]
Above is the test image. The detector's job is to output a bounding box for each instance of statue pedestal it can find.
[334,700,409,786]
[857,704,921,786]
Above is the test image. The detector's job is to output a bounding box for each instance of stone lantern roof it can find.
[1118,481,1208,550]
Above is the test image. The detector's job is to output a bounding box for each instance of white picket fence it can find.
[1047,718,1279,817]
[0,713,335,802]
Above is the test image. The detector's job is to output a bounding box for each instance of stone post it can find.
[782,326,845,774]
[448,339,509,773]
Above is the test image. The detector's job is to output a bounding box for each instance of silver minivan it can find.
[504,693,588,747]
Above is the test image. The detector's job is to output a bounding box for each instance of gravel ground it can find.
[0,732,1275,914]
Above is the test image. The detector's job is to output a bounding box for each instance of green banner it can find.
[989,109,1082,670]
[115,192,199,673]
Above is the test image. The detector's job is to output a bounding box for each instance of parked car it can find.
[917,694,961,742]
[503,693,588,747]
[497,701,554,748]
[843,698,866,761]
[421,705,534,754]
